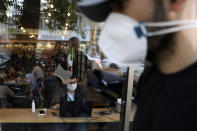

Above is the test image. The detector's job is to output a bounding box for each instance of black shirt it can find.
[133,62,197,131]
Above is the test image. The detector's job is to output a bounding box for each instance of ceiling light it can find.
[48,13,51,17]
[50,4,54,8]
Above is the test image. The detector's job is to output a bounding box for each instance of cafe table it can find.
[0,108,136,131]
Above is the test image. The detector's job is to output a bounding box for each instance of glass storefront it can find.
[0,0,144,131]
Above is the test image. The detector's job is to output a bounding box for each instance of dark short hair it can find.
[68,37,80,48]
[0,77,3,85]
[70,73,78,79]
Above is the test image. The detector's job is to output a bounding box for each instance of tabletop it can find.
[0,108,136,123]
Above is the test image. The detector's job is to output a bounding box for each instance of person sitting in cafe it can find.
[4,67,17,81]
[0,77,15,108]
[26,70,42,108]
[32,61,44,85]
[52,74,87,109]
[52,74,88,131]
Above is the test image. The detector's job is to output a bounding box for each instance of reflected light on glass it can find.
[47,43,52,48]
[48,13,51,17]
[50,4,54,8]
[45,19,49,23]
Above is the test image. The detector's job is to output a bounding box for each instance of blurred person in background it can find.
[32,61,44,82]
[0,77,15,108]
[67,37,80,73]
[55,53,68,70]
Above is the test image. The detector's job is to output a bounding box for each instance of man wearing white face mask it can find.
[52,74,86,109]
[79,0,197,131]
[66,75,80,101]
[52,74,88,131]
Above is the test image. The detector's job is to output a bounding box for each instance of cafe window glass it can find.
[0,0,139,131]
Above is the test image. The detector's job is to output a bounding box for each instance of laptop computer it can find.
[60,98,93,118]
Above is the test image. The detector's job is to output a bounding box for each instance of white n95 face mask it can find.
[67,83,77,91]
[98,12,197,66]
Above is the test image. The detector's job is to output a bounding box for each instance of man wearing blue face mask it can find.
[79,0,197,131]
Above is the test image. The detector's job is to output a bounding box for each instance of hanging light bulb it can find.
[48,13,51,17]
[45,19,49,23]
[67,12,70,16]
[20,27,24,30]
[23,30,26,33]
[6,9,12,18]
[50,4,54,8]
[65,23,68,26]
[65,27,68,30]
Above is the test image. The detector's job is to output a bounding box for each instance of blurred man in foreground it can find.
[79,0,197,130]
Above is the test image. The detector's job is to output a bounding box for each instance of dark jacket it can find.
[60,85,90,117]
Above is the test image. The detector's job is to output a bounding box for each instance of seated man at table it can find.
[52,74,87,131]
[0,77,15,108]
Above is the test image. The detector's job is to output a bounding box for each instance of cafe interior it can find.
[0,0,144,131]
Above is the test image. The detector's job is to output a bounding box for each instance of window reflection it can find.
[0,0,140,131]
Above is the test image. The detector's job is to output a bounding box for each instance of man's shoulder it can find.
[76,85,86,96]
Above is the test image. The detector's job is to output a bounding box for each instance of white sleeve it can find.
[67,54,73,67]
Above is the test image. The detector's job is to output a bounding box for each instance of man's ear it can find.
[168,0,187,20]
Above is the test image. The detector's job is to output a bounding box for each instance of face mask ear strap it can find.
[147,24,197,37]
[137,21,197,37]
[144,20,197,27]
